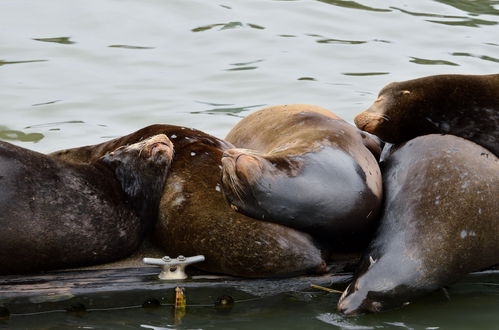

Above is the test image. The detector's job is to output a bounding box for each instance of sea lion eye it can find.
[400,90,411,95]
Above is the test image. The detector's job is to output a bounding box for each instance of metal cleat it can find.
[143,255,205,280]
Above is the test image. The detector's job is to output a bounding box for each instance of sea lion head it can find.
[354,76,464,144]
[337,260,394,315]
[220,148,278,218]
[220,147,307,220]
[337,251,423,315]
[100,134,174,231]
[354,81,421,143]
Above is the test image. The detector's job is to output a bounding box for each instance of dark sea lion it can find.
[221,104,383,251]
[0,134,173,274]
[337,134,499,315]
[354,74,499,155]
[52,124,327,277]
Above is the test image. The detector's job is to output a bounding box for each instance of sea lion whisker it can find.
[230,171,245,200]
[223,163,244,201]
[380,114,390,122]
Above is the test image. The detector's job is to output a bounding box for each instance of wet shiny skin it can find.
[338,135,499,314]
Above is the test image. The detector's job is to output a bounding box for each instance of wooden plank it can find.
[0,266,352,315]
[0,239,358,315]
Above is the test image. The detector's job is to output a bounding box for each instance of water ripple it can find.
[426,18,497,27]
[230,59,264,66]
[317,0,390,12]
[0,59,47,67]
[0,126,44,143]
[247,23,265,30]
[192,21,264,32]
[392,6,468,19]
[190,104,265,117]
[343,72,390,76]
[225,66,258,71]
[225,59,263,71]
[25,121,85,129]
[451,52,499,63]
[317,38,367,45]
[306,33,366,45]
[317,313,374,329]
[33,37,75,44]
[220,21,244,30]
[32,100,61,107]
[409,57,459,66]
[191,23,225,32]
[108,45,155,50]
[391,6,498,27]
[435,0,499,16]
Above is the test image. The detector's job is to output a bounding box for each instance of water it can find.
[2,0,498,152]
[2,271,499,329]
[1,0,498,328]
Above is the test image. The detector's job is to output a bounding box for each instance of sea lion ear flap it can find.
[401,90,411,95]
[360,132,383,160]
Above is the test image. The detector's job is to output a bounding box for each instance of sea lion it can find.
[337,134,499,314]
[221,104,383,251]
[52,124,327,277]
[354,74,499,156]
[0,134,173,274]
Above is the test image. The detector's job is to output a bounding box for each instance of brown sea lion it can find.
[0,134,173,274]
[52,124,327,277]
[354,74,499,155]
[221,104,383,251]
[337,134,499,314]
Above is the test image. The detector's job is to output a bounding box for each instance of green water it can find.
[1,0,499,328]
[2,271,499,329]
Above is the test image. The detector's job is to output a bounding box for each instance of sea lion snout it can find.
[143,134,174,162]
[337,283,358,315]
[354,111,386,134]
[150,141,173,159]
[337,293,361,315]
[222,149,264,183]
[337,298,355,315]
[108,134,174,165]
[337,284,383,315]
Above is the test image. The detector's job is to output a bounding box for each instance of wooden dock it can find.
[0,266,351,315]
